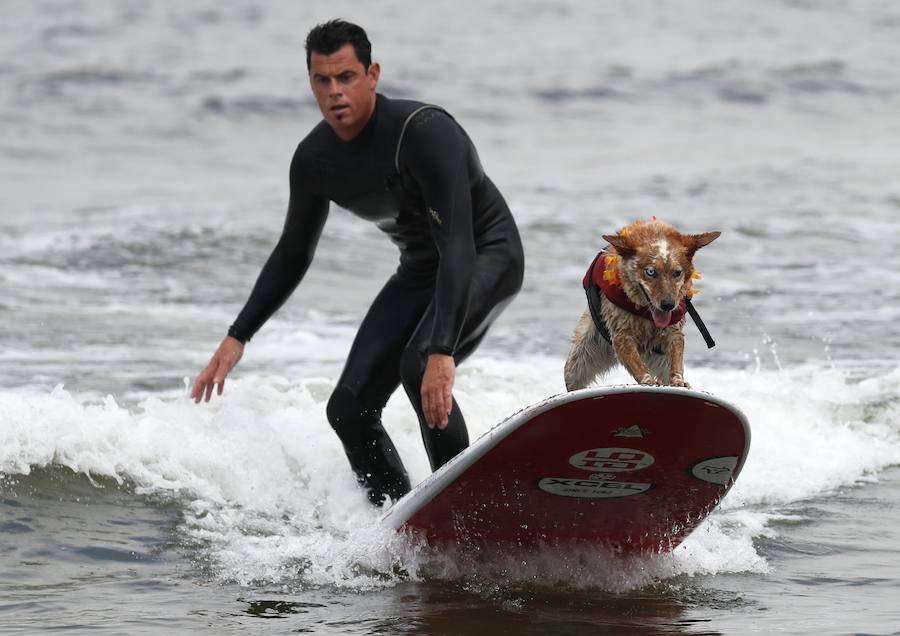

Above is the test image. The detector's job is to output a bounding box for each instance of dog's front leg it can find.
[668,331,689,388]
[612,333,660,385]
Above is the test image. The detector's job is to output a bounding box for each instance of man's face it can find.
[309,44,380,141]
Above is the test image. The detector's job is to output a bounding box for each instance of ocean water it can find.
[2,1,900,634]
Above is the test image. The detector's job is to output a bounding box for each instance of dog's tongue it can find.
[651,308,672,328]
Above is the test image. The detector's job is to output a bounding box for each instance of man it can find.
[192,19,524,506]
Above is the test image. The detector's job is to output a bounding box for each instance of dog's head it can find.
[603,219,720,328]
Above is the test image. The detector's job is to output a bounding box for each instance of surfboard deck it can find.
[381,385,750,552]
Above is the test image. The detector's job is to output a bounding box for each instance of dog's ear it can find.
[603,233,636,258]
[685,231,721,257]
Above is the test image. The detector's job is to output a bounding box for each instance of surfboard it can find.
[382,385,750,553]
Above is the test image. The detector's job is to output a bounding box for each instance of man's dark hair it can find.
[305,19,372,71]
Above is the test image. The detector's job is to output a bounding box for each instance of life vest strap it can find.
[586,280,612,345]
[685,297,716,349]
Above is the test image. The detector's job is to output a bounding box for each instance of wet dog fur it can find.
[564,219,719,391]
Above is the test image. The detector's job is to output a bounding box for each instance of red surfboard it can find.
[382,386,750,552]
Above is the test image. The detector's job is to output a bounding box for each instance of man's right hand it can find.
[191,336,244,403]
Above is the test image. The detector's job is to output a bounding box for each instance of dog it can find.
[563,218,720,391]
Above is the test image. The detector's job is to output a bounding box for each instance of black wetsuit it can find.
[227,94,524,505]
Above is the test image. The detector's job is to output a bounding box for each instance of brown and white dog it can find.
[563,219,720,391]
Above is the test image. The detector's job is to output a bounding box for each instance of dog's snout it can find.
[661,299,676,312]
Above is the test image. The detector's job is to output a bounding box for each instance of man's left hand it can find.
[422,353,456,429]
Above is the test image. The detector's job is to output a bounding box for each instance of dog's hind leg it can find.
[564,310,616,391]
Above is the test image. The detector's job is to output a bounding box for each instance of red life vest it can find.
[582,252,687,328]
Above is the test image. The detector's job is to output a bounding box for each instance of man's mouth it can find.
[330,104,350,116]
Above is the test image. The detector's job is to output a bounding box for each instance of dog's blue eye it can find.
[644,267,657,278]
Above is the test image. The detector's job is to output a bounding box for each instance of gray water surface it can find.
[2,1,900,633]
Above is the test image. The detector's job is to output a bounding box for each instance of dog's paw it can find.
[671,374,691,389]
[639,373,661,386]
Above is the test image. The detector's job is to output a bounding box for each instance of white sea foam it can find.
[1,359,898,591]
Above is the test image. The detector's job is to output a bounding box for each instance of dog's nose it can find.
[661,299,676,312]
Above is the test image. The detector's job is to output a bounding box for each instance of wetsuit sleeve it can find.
[228,150,329,343]
[402,112,477,356]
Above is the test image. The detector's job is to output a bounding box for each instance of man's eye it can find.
[644,267,657,278]
[339,73,355,82]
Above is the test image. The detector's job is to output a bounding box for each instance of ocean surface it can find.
[2,1,900,634]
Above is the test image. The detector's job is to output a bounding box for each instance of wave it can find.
[0,207,280,292]
[199,94,310,119]
[2,361,898,591]
[37,67,164,91]
[529,58,895,108]
[0,203,387,273]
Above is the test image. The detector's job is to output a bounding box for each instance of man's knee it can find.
[326,384,370,440]
[399,344,427,394]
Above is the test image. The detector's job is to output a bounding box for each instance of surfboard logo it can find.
[613,424,647,438]
[569,447,654,472]
[537,477,651,498]
[690,456,738,485]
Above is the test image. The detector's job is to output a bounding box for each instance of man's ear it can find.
[603,233,636,258]
[368,62,380,86]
